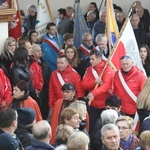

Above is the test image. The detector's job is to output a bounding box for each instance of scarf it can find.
[120,135,133,149]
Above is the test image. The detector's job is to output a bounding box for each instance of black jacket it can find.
[0,50,13,74]
[15,124,33,148]
[10,61,40,106]
[101,145,122,150]
[10,61,31,85]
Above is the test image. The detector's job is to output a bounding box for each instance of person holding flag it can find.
[81,50,114,137]
[108,1,147,133]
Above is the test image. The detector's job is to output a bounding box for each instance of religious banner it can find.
[35,0,54,41]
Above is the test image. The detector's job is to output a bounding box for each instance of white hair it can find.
[101,109,118,126]
[101,124,119,137]
[95,34,107,43]
[55,145,67,150]
[27,4,37,12]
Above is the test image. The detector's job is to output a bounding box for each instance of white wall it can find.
[0,23,8,54]
[18,0,150,18]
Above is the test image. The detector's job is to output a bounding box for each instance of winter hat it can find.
[17,107,36,125]
[0,133,19,150]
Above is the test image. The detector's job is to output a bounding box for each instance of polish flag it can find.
[9,0,21,40]
[109,17,144,73]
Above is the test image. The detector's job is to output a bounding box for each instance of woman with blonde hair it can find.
[69,101,89,134]
[60,107,80,131]
[67,131,89,150]
[137,78,150,118]
[0,37,16,72]
[136,131,150,150]
[137,78,150,134]
[52,124,74,148]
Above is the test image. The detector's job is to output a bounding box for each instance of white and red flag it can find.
[9,0,21,40]
[109,17,144,72]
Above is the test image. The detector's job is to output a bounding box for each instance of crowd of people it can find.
[0,0,150,150]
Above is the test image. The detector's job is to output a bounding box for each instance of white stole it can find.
[118,70,139,130]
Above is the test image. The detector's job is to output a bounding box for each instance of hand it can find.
[95,77,102,84]
[0,101,6,108]
[87,93,94,101]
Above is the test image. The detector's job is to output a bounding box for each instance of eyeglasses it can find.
[117,126,131,130]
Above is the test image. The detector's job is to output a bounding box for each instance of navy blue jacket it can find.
[25,139,55,150]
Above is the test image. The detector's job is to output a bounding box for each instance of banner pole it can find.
[46,0,55,22]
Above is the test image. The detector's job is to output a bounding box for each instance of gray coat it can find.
[56,17,70,36]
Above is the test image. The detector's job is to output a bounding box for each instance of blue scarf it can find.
[120,135,133,149]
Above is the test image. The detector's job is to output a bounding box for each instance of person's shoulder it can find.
[26,96,36,103]
[24,145,33,150]
[51,70,57,76]
[132,134,139,141]
[94,20,100,25]
[24,15,30,20]
[133,66,145,75]
[54,99,63,106]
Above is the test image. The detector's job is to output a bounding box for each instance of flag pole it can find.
[127,2,136,18]
[99,0,105,10]
[11,0,14,8]
[46,0,55,22]
[75,0,80,2]
[16,0,21,27]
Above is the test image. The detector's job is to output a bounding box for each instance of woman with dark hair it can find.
[50,82,89,144]
[65,45,80,68]
[10,47,40,106]
[27,30,39,45]
[10,80,42,121]
[65,45,84,78]
[139,44,150,77]
[84,2,99,20]
[10,47,29,84]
